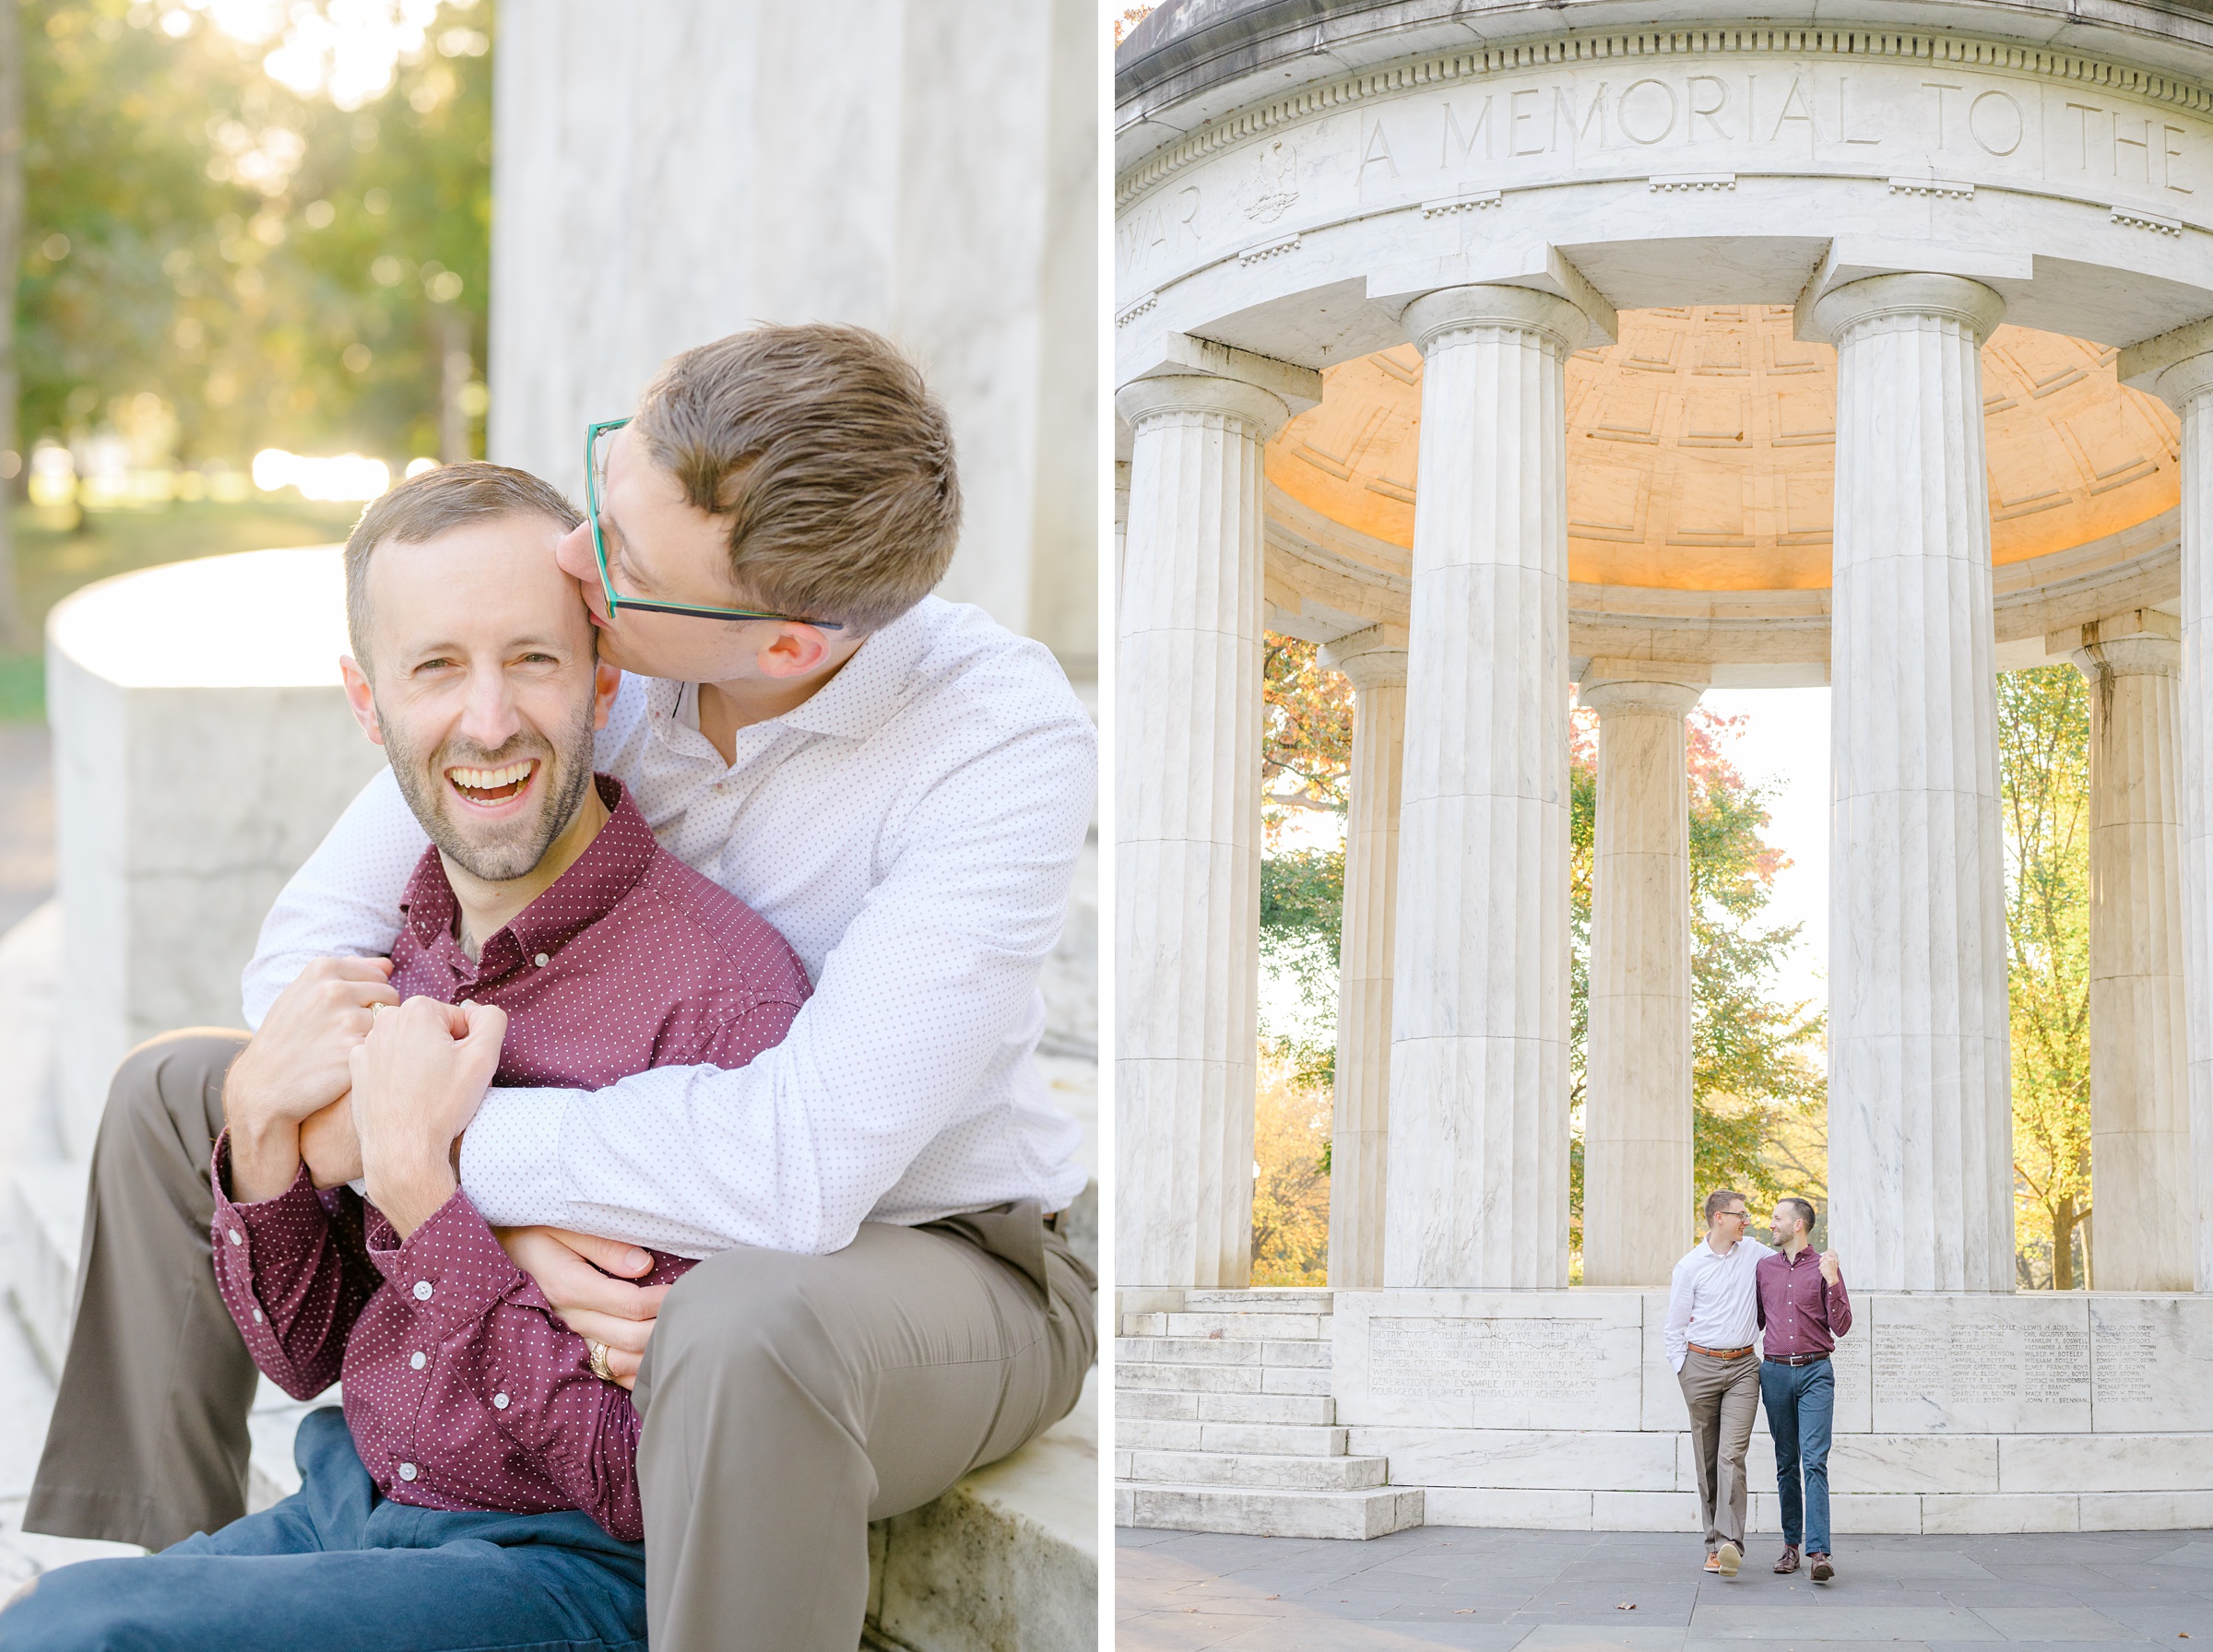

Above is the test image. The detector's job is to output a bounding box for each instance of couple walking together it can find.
[1666,1188,1852,1584]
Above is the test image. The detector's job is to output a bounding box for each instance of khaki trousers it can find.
[1676,1348,1760,1550]
[28,1030,1096,1652]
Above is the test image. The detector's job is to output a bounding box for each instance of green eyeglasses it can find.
[584,417,843,630]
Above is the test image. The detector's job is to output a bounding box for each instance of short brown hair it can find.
[344,461,582,668]
[1781,1197,1817,1237]
[632,324,960,632]
[1704,1188,1747,1221]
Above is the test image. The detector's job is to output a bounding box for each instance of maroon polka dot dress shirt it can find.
[210,775,811,1542]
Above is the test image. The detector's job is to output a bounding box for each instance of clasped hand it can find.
[349,997,506,1237]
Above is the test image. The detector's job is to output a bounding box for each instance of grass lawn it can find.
[0,498,361,721]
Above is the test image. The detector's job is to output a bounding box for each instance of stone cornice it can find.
[1117,23,2213,208]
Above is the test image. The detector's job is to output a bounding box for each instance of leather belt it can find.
[1688,1342,1755,1360]
[1765,1351,1829,1368]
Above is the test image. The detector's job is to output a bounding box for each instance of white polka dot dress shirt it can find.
[243,596,1095,1257]
[1663,1234,1775,1372]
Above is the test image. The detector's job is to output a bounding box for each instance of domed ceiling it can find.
[1266,307,2182,595]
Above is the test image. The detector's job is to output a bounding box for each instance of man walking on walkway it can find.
[1757,1198,1851,1584]
[1665,1188,1772,1576]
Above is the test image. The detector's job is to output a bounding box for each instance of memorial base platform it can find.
[1117,1288,2213,1538]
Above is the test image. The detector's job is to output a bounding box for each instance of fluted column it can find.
[1816,273,2017,1292]
[2144,351,2213,1292]
[1321,625,1408,1290]
[2067,618,2190,1290]
[1580,666,1706,1286]
[1115,372,1295,1289]
[1385,284,1589,1289]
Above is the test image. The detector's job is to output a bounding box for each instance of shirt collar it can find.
[638,597,937,749]
[398,774,656,965]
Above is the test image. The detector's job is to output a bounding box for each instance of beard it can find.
[382,699,598,885]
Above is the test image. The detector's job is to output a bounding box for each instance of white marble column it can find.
[1115,372,1295,1290]
[1384,284,1589,1290]
[1580,665,1706,1286]
[2068,616,2192,1290]
[1320,625,1408,1290]
[2144,351,2213,1292]
[1815,273,2017,1292]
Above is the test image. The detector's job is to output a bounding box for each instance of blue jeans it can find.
[1759,1357,1835,1554]
[0,1410,645,1652]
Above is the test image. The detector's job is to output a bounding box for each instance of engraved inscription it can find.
[1872,1316,2089,1406]
[2091,1320,2159,1405]
[1367,1317,1603,1401]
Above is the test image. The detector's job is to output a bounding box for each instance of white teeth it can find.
[449,761,534,792]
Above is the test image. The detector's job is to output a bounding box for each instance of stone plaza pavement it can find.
[1117,1525,2213,1651]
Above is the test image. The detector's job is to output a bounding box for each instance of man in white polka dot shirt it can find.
[26,326,1096,1652]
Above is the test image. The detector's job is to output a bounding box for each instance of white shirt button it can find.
[251,1307,264,1324]
[492,1392,510,1410]
[533,952,550,968]
[228,1228,243,1245]
[413,1280,433,1301]
[397,1462,418,1481]
[410,1351,427,1370]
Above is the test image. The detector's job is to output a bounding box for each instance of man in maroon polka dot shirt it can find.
[7,466,809,1648]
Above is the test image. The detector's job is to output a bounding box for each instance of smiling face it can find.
[340,511,619,885]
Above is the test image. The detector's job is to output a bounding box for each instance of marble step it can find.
[1116,1418,1351,1456]
[1121,1310,1333,1341]
[1117,1361,1331,1397]
[1180,1290,1334,1312]
[1116,1481,1423,1541]
[8,1159,86,1379]
[1118,1449,1388,1491]
[1114,1387,1336,1426]
[1114,1335,1330,1368]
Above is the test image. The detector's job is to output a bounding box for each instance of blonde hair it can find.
[633,324,961,632]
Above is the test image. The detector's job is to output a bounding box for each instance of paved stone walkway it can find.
[1118,1526,2213,1651]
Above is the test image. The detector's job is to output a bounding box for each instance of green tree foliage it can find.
[1254,636,1828,1270]
[18,0,491,465]
[1568,705,1827,1256]
[1997,665,2092,1290]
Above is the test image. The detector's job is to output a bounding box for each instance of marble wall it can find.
[45,550,388,1159]
[1331,1290,2213,1532]
[491,0,1096,671]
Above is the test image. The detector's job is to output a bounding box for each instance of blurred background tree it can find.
[1567,702,1828,1268]
[1251,636,1828,1280]
[1,0,492,717]
[1999,664,2093,1289]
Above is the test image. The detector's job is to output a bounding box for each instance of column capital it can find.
[2150,352,2213,417]
[1578,658,1709,718]
[1809,273,2006,349]
[2117,317,2213,410]
[1114,372,1299,442]
[1320,624,1409,690]
[2055,609,2182,682]
[1400,283,1591,360]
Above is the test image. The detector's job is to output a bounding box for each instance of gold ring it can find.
[370,1002,383,1023]
[586,1339,614,1382]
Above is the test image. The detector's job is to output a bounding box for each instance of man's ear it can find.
[338,655,386,748]
[592,660,621,730]
[755,621,846,680]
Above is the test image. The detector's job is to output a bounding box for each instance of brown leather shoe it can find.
[1702,1552,1722,1574]
[1774,1546,1800,1574]
[1808,1552,1834,1583]
[1715,1541,1742,1577]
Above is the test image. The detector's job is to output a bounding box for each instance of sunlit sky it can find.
[192,0,473,110]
